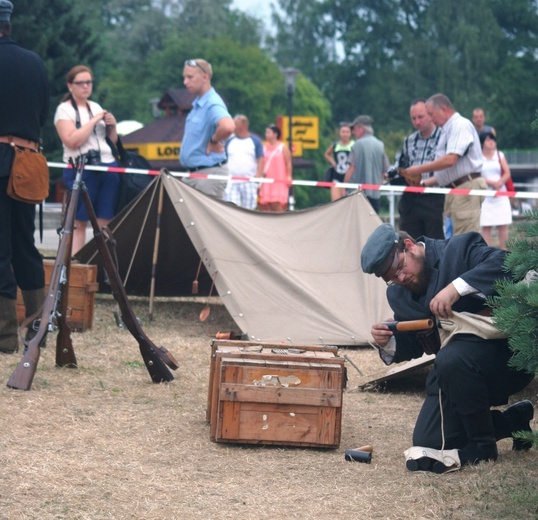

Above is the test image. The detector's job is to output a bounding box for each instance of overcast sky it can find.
[231,0,275,28]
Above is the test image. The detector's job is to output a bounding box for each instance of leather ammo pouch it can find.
[7,145,49,204]
[415,326,441,355]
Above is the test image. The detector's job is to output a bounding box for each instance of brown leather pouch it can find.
[7,145,49,204]
[416,326,441,355]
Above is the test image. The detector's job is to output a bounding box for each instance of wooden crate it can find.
[208,340,345,448]
[16,260,98,331]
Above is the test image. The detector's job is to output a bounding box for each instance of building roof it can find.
[158,89,196,114]
[121,114,186,145]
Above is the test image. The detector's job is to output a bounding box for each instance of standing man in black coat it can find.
[361,224,534,472]
[0,0,50,353]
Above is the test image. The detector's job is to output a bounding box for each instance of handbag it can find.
[106,135,153,212]
[7,145,49,204]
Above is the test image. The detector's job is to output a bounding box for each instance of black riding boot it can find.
[492,401,534,451]
[21,288,47,348]
[0,296,19,354]
[459,410,498,466]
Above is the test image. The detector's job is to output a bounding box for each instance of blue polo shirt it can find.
[180,87,230,169]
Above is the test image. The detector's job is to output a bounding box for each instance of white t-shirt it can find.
[54,100,115,163]
[226,135,264,177]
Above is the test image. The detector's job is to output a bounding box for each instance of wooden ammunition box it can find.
[16,260,98,331]
[208,340,345,448]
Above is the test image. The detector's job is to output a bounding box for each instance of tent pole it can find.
[148,176,164,320]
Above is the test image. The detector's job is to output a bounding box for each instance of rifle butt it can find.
[139,344,174,383]
[56,337,78,368]
[157,346,179,370]
[6,344,41,391]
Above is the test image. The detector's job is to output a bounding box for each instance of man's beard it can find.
[407,251,432,295]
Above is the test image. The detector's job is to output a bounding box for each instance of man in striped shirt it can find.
[403,94,487,235]
[397,99,443,239]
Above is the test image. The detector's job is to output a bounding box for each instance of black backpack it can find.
[108,136,154,213]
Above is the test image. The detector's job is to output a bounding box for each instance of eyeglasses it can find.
[386,250,407,286]
[185,59,208,75]
[72,81,93,87]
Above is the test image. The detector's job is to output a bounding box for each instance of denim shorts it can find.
[63,161,120,221]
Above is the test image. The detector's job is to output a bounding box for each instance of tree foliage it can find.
[273,0,538,149]
[489,211,538,376]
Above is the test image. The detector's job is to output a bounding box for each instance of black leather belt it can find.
[449,172,481,188]
[189,160,227,172]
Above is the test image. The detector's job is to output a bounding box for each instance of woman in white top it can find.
[54,65,120,254]
[479,132,512,249]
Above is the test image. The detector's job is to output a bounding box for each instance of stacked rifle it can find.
[7,157,178,391]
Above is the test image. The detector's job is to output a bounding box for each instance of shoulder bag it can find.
[7,142,49,204]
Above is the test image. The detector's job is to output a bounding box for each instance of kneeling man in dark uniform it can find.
[361,224,534,472]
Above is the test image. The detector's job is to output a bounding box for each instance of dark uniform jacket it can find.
[0,35,49,176]
[387,232,508,363]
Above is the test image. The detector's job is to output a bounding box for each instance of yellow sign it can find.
[279,116,319,151]
[124,142,180,161]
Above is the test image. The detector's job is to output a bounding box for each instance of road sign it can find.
[278,116,319,151]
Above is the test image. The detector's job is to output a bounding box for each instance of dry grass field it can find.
[1,295,536,520]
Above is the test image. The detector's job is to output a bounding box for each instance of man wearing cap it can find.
[361,224,534,473]
[0,0,50,353]
[401,94,487,236]
[180,58,235,199]
[343,115,390,213]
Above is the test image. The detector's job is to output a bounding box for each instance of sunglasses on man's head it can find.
[185,59,207,75]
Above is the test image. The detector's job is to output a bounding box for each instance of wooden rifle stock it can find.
[7,159,81,390]
[383,319,434,332]
[81,189,178,383]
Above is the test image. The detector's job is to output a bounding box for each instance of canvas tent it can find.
[76,170,392,346]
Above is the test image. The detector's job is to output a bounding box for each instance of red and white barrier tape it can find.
[48,161,538,200]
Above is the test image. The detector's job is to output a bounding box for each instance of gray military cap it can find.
[0,0,12,22]
[361,223,399,280]
[352,115,373,128]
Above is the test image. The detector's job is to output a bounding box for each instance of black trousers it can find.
[399,193,445,240]
[0,176,44,299]
[412,335,534,449]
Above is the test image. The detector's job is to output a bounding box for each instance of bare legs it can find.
[481,225,509,250]
[72,218,111,255]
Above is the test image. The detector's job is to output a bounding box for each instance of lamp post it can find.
[282,67,299,210]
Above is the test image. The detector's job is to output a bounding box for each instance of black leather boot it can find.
[459,410,498,466]
[0,296,19,354]
[503,401,534,451]
[21,288,47,349]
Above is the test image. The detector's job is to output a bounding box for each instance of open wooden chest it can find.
[207,340,346,448]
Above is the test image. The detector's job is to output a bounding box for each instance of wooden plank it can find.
[211,339,339,354]
[219,383,342,407]
[217,364,243,441]
[316,407,338,446]
[221,404,320,444]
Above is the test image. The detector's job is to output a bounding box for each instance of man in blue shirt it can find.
[180,59,235,198]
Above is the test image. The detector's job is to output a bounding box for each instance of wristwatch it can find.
[209,137,218,145]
